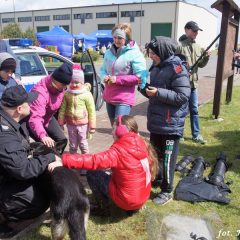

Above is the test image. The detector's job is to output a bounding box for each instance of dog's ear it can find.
[30,142,57,157]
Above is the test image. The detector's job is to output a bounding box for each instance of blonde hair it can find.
[116,115,158,181]
[112,23,132,41]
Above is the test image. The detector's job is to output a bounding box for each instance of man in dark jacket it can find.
[141,36,190,205]
[0,85,58,237]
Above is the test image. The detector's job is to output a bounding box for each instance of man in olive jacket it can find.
[176,21,210,144]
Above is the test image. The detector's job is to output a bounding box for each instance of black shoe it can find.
[0,223,18,239]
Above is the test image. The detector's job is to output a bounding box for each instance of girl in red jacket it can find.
[48,115,157,215]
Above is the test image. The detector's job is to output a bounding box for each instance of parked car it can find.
[11,46,104,110]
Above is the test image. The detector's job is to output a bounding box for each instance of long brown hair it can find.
[118,115,158,181]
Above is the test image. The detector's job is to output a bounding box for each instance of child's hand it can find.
[108,76,116,85]
[41,136,55,148]
[146,86,157,97]
[84,83,91,91]
[48,155,63,172]
[89,128,96,134]
[104,75,111,83]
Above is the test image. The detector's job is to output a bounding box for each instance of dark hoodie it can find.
[143,36,191,136]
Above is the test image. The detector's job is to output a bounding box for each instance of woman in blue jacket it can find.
[140,36,191,205]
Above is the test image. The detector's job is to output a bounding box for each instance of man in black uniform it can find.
[0,85,59,237]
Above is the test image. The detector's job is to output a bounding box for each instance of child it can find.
[58,64,96,154]
[49,115,157,215]
[140,36,191,205]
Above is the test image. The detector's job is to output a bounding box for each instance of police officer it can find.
[0,85,59,237]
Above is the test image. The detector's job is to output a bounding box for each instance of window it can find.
[36,26,50,32]
[35,16,50,21]
[96,12,117,18]
[121,10,144,17]
[98,24,115,30]
[16,53,46,77]
[53,14,70,21]
[73,13,92,19]
[18,17,32,22]
[2,18,14,23]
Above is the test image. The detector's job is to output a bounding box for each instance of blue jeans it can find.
[106,103,131,126]
[189,88,200,138]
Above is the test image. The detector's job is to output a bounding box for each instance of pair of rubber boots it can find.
[176,153,229,186]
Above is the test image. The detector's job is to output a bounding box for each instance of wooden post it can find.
[211,0,240,118]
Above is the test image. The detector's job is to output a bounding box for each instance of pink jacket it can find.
[28,75,64,140]
[103,75,138,106]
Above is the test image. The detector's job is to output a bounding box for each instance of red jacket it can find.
[62,132,151,210]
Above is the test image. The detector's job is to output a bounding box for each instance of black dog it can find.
[50,167,90,240]
[30,142,90,240]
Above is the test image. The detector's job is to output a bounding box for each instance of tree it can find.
[23,27,37,44]
[1,23,23,38]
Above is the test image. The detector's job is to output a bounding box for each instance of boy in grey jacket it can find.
[140,36,190,205]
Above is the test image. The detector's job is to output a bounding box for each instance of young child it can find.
[58,64,96,154]
[49,115,157,215]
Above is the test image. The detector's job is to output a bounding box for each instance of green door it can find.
[151,23,172,39]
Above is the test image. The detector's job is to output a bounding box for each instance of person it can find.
[78,39,83,52]
[96,41,100,53]
[28,62,73,154]
[101,44,107,58]
[0,52,18,98]
[176,21,211,144]
[48,115,158,215]
[58,64,96,154]
[100,23,148,125]
[0,85,59,238]
[107,41,112,49]
[140,36,191,205]
[235,49,240,74]
[0,39,21,80]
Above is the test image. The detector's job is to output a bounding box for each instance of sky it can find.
[0,0,239,14]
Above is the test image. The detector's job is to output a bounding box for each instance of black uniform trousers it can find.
[150,133,180,193]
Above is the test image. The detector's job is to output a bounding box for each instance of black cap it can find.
[52,63,72,85]
[185,21,203,32]
[1,85,38,107]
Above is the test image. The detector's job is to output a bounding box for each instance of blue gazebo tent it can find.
[36,26,73,58]
[88,30,113,47]
[74,32,97,50]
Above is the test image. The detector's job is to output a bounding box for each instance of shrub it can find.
[72,50,100,63]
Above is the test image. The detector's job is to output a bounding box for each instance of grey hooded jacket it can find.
[143,36,191,137]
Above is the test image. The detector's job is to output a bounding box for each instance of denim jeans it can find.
[106,103,131,126]
[189,88,200,138]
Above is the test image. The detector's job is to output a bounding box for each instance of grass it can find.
[22,87,240,240]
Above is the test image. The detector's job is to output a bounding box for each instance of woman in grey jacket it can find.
[140,36,191,205]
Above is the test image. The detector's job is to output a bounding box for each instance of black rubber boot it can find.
[188,156,206,178]
[207,152,229,187]
[175,155,194,173]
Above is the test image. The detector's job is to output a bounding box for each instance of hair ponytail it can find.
[144,139,158,181]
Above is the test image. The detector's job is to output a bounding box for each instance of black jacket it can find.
[141,36,191,136]
[0,106,55,186]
